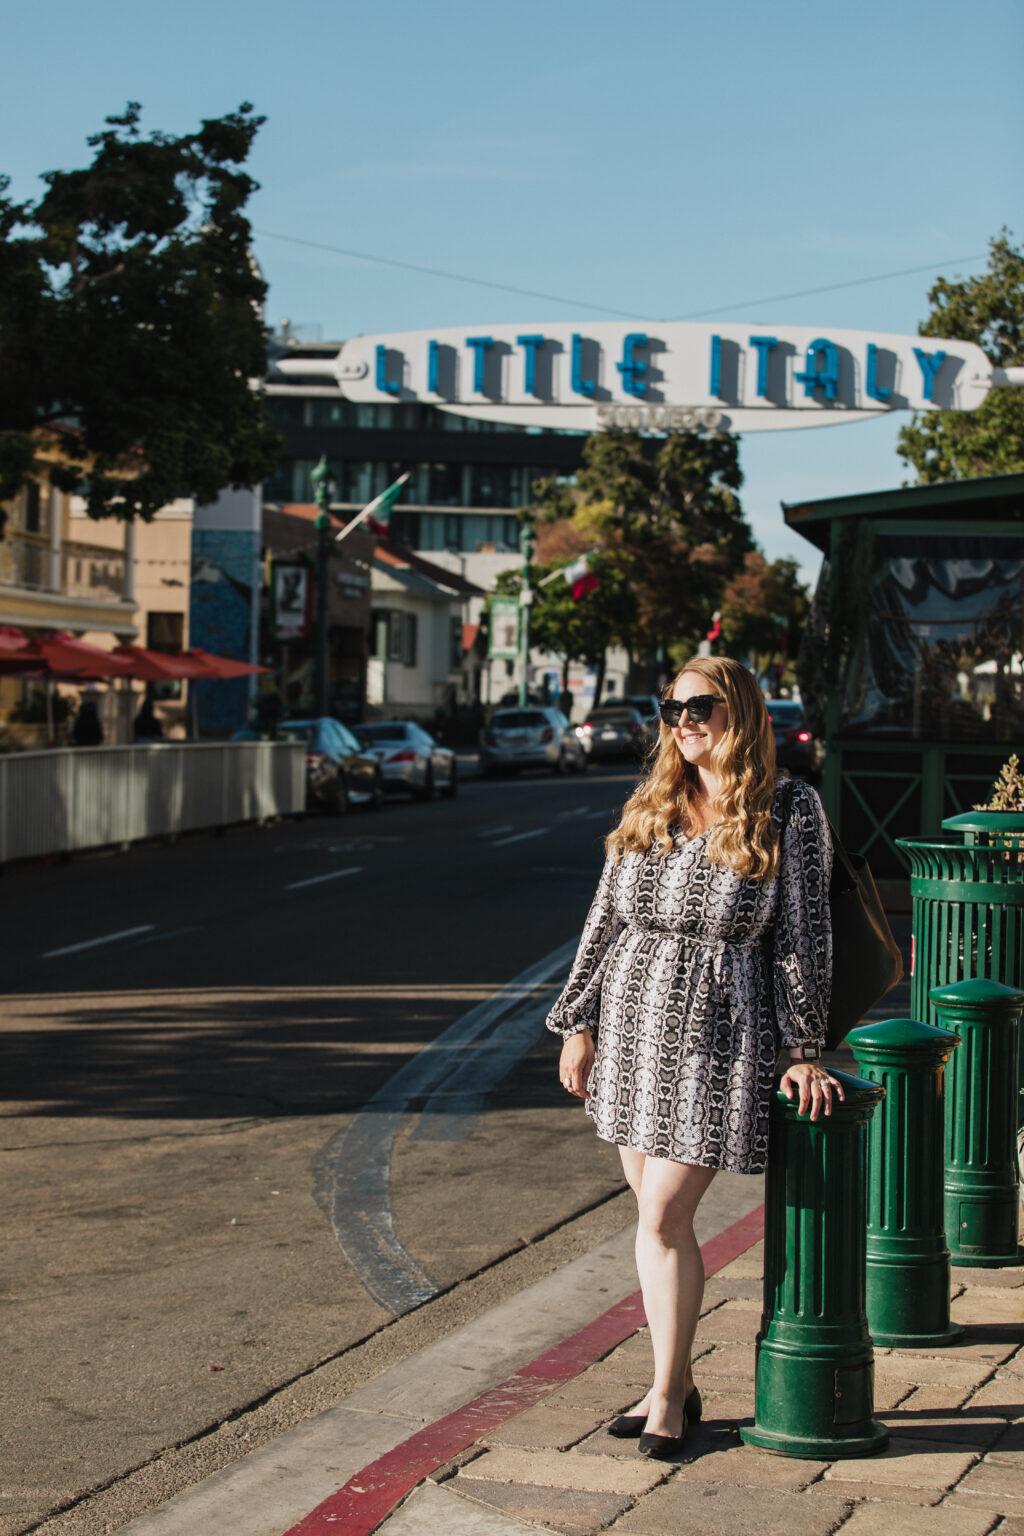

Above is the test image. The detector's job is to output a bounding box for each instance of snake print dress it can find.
[545,775,832,1174]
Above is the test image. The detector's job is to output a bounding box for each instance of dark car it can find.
[766,699,822,778]
[355,720,457,799]
[278,717,384,814]
[579,705,649,761]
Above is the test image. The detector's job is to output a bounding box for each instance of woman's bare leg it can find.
[632,1157,717,1437]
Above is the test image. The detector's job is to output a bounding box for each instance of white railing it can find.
[0,742,306,864]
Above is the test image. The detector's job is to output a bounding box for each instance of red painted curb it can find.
[282,1203,764,1536]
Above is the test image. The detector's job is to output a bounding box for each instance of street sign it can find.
[275,322,1023,435]
[488,596,519,660]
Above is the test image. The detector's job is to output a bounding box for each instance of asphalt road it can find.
[1,761,647,1535]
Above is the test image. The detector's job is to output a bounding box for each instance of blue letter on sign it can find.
[466,336,495,394]
[709,335,723,399]
[376,344,401,396]
[617,333,649,397]
[571,334,597,397]
[427,340,440,394]
[913,347,947,402]
[748,335,778,398]
[795,337,839,401]
[865,343,891,403]
[517,334,546,397]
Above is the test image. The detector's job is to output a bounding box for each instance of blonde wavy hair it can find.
[605,655,781,880]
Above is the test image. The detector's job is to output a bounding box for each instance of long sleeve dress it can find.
[544,775,832,1175]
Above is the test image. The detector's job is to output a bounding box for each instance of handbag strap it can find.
[777,775,859,895]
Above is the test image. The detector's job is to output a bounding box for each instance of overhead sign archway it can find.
[279,323,1021,433]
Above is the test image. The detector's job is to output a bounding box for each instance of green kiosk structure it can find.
[786,471,1024,878]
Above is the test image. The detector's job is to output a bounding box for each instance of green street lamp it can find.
[518,515,535,708]
[310,453,333,717]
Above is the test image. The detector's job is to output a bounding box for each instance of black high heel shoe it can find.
[607,1385,701,1439]
[637,1417,687,1459]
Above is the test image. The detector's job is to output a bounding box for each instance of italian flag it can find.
[563,552,600,601]
[335,472,410,545]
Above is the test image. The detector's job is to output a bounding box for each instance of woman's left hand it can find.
[779,1061,845,1121]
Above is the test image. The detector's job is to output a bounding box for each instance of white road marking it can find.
[491,827,548,846]
[42,925,156,958]
[478,824,513,837]
[286,865,363,891]
[311,935,580,1315]
[557,806,593,817]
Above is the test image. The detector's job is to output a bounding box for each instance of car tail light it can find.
[386,749,416,763]
[796,730,812,743]
[539,727,553,743]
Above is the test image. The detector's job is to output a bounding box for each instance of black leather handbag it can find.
[780,779,904,1050]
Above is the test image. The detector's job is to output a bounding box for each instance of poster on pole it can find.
[273,564,310,639]
[488,596,519,660]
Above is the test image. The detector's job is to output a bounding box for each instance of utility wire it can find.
[254,225,987,323]
[668,255,987,321]
[253,228,638,318]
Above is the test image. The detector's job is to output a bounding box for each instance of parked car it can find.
[354,720,457,799]
[579,705,650,761]
[277,717,383,814]
[766,698,823,778]
[480,706,588,776]
[604,693,661,733]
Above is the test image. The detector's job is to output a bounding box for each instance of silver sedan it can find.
[355,721,457,800]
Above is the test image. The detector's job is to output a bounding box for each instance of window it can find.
[147,612,184,651]
[23,482,42,533]
[146,612,185,699]
[450,616,463,671]
[381,610,418,668]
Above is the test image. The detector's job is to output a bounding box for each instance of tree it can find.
[532,426,754,686]
[898,230,1024,482]
[0,102,280,524]
[719,552,810,680]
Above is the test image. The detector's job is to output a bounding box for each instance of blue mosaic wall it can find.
[189,528,258,736]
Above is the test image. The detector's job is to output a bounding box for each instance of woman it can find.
[546,655,841,1459]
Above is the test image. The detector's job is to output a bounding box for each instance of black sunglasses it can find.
[659,694,725,727]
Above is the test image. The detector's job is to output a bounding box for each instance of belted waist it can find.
[622,924,771,954]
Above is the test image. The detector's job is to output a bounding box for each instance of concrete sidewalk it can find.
[388,1247,1024,1536]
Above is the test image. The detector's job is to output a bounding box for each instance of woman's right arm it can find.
[545,855,624,1040]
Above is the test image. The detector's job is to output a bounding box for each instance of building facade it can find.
[263,334,629,714]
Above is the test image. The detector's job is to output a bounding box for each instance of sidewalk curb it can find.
[281,1205,765,1536]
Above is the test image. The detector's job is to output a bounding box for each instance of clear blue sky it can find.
[3,0,1021,583]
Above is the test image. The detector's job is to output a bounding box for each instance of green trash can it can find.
[898,813,1024,1029]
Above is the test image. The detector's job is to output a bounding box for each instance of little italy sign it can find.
[279,322,1022,434]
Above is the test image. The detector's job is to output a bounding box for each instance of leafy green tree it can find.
[0,102,280,523]
[719,552,809,678]
[898,230,1024,482]
[532,426,753,684]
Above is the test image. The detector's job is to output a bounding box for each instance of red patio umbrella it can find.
[0,627,41,674]
[21,631,134,680]
[179,648,269,679]
[112,644,202,681]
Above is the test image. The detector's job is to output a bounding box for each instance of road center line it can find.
[286,865,363,891]
[478,824,513,837]
[491,827,548,846]
[42,925,156,958]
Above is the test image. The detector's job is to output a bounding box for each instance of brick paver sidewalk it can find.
[426,1241,1024,1536]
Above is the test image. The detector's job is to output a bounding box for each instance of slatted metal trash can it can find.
[898,811,1024,1032]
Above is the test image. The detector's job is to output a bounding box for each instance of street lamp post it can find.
[310,454,333,717]
[518,516,535,708]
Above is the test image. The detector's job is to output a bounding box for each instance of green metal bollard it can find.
[930,977,1024,1267]
[847,1018,963,1347]
[740,1068,888,1460]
